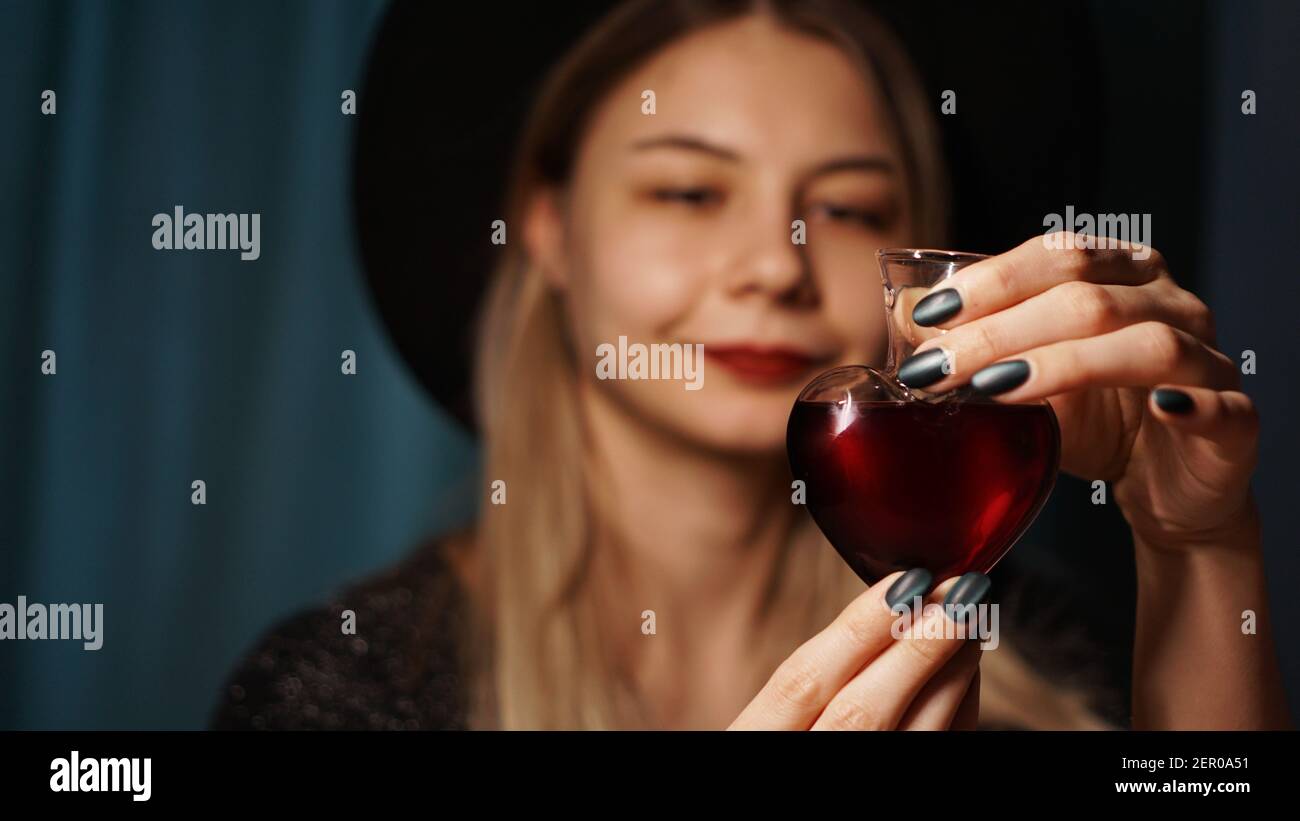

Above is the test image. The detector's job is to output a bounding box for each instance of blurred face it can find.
[528,13,913,453]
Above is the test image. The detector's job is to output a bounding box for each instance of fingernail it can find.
[943,572,991,622]
[885,567,933,611]
[897,348,951,388]
[971,360,1030,396]
[1152,388,1194,414]
[912,288,962,327]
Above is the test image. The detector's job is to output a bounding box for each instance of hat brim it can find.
[350,0,615,433]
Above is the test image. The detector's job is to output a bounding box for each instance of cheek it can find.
[809,243,889,361]
[571,207,709,341]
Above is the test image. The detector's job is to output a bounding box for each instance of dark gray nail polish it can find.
[1152,388,1194,414]
[912,289,962,327]
[943,572,991,623]
[897,348,951,388]
[970,360,1030,396]
[885,568,933,611]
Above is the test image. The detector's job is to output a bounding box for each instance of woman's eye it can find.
[815,203,887,228]
[651,187,723,206]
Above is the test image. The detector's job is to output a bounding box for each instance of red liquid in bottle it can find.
[787,399,1060,584]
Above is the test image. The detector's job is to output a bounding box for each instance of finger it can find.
[893,284,949,351]
[950,667,981,730]
[964,322,1240,403]
[910,234,1166,330]
[812,573,989,730]
[903,280,1214,393]
[1149,386,1261,462]
[895,638,982,730]
[730,569,929,729]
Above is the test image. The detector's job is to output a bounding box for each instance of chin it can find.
[606,381,799,457]
[680,391,798,456]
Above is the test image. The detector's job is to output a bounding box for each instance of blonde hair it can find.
[459,0,1109,729]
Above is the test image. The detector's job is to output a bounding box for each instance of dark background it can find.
[2,0,1296,728]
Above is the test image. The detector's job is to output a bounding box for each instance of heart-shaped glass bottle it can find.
[787,249,1061,585]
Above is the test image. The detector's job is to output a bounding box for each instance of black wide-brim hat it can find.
[350,0,621,433]
[350,0,1105,435]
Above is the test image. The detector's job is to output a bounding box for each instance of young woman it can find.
[213,0,1290,730]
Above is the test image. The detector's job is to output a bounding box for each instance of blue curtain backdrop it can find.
[0,0,479,729]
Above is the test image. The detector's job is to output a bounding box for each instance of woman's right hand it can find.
[728,570,989,730]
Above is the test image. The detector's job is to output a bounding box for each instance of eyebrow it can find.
[628,133,896,178]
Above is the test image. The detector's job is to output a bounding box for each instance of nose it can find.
[722,200,813,303]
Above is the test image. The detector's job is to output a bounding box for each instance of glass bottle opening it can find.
[876,248,990,265]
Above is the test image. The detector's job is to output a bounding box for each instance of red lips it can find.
[705,345,824,385]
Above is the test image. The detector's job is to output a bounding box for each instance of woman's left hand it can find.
[899,233,1259,550]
